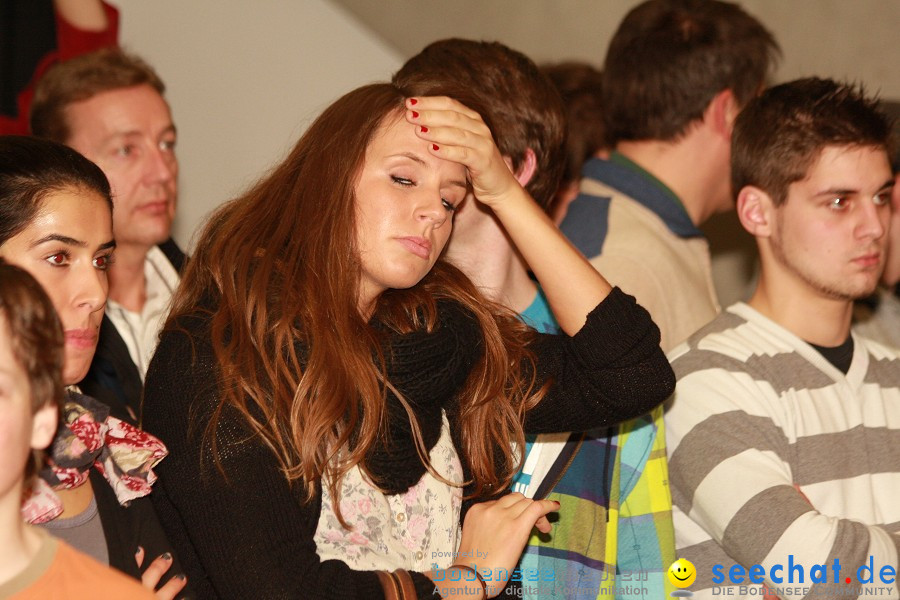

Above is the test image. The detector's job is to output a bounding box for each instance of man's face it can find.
[767,145,894,301]
[65,84,178,250]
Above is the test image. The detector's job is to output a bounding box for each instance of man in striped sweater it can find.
[665,78,900,600]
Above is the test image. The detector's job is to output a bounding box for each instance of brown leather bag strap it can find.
[376,570,401,600]
[392,569,418,599]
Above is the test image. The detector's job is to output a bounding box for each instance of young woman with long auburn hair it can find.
[142,84,674,599]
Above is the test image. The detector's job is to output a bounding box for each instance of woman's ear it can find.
[31,402,58,450]
[736,185,775,238]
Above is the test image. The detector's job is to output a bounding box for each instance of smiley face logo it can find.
[668,558,696,589]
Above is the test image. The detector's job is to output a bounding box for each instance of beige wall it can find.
[329,0,899,304]
[112,0,899,304]
[334,0,900,99]
[113,0,403,249]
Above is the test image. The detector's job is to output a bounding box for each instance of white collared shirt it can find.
[105,246,180,380]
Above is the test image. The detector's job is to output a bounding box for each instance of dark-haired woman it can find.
[0,135,186,599]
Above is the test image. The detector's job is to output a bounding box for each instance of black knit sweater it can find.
[142,288,674,599]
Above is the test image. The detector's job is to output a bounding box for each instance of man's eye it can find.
[116,145,135,157]
[830,196,849,209]
[873,191,891,206]
[160,139,176,152]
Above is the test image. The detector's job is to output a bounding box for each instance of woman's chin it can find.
[62,364,91,388]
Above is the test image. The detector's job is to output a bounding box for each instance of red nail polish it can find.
[432,144,439,151]
[411,111,419,119]
[420,126,428,133]
[409,98,418,105]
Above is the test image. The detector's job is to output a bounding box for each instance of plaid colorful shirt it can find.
[515,290,675,599]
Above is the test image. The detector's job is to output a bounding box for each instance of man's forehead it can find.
[804,144,892,180]
[64,84,172,137]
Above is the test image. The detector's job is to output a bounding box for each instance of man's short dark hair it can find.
[603,0,779,144]
[732,78,894,206]
[30,47,165,144]
[393,39,566,211]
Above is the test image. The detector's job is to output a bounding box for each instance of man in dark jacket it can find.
[31,48,184,422]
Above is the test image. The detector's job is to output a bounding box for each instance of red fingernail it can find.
[420,126,428,133]
[409,98,418,105]
[432,144,440,151]
[411,111,419,119]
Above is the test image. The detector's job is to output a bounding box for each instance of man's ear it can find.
[31,402,58,451]
[736,185,775,237]
[511,148,538,188]
[705,88,739,139]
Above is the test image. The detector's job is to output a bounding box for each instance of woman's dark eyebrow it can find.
[29,234,85,248]
[28,235,115,252]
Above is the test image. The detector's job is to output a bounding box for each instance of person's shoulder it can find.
[855,333,900,385]
[15,538,154,600]
[856,333,900,359]
[55,541,155,598]
[144,299,219,419]
[667,305,753,364]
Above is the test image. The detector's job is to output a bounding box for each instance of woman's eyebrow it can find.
[388,152,467,188]
[389,152,425,165]
[29,233,86,248]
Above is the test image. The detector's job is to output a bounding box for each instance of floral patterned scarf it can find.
[21,390,167,524]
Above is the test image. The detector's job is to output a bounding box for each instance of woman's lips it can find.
[65,329,98,349]
[397,236,432,259]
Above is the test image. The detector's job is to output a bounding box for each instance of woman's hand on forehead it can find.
[404,96,521,209]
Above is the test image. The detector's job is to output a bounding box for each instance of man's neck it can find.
[108,242,151,313]
[445,223,537,314]
[617,128,729,227]
[748,276,854,347]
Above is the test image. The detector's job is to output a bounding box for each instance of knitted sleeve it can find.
[523,287,675,433]
[142,315,436,600]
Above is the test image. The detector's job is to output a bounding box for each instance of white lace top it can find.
[314,411,463,572]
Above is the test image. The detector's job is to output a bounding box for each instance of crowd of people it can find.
[1,0,898,599]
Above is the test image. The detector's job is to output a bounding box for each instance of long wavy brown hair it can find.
[166,83,544,518]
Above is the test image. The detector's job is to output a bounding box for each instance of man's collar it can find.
[582,153,704,238]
